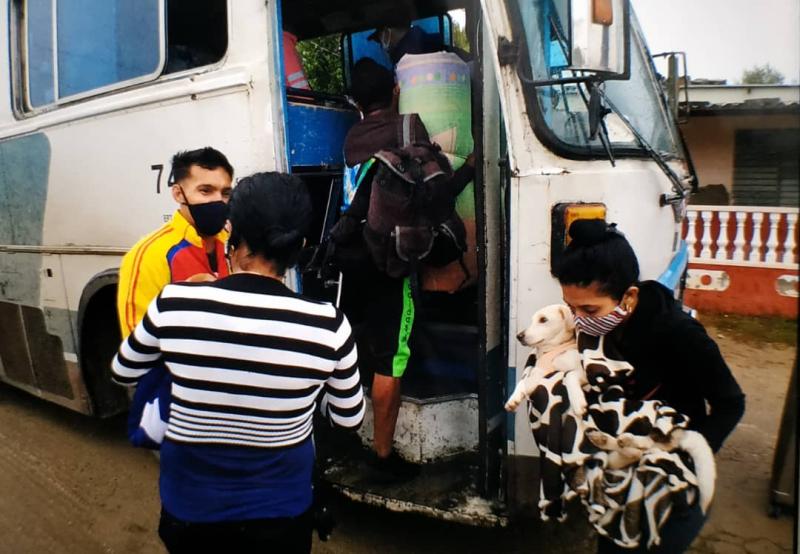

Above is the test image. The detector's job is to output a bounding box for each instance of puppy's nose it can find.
[516,331,525,341]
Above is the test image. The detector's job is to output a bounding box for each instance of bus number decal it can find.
[151,164,164,194]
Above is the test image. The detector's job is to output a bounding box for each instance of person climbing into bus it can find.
[116,147,234,447]
[368,21,445,65]
[334,57,474,481]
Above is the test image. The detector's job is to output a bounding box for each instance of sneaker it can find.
[365,451,421,483]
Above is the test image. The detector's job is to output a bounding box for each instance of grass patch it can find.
[699,313,798,347]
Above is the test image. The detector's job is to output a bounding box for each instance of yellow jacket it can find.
[117,210,229,337]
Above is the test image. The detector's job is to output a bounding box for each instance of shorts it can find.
[341,270,415,379]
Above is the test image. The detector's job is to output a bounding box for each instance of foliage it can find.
[452,21,470,53]
[297,19,471,94]
[741,64,785,85]
[296,35,344,94]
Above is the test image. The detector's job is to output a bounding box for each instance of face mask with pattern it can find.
[574,305,628,336]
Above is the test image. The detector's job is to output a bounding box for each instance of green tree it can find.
[296,35,344,94]
[452,21,470,53]
[741,64,785,85]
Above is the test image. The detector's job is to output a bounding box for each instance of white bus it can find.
[0,0,693,523]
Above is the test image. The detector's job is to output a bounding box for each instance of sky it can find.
[632,0,800,84]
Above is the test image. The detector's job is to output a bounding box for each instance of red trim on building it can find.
[685,263,798,318]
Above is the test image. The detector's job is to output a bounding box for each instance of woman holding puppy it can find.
[552,219,745,553]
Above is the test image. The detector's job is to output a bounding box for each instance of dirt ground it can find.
[0,320,795,553]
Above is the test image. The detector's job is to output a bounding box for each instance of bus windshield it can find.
[512,0,685,159]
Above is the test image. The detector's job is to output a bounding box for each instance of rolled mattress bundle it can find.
[396,51,476,292]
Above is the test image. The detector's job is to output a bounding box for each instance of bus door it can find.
[301,7,510,525]
[474,16,509,504]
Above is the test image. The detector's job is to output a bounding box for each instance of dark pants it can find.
[158,507,313,554]
[597,502,706,553]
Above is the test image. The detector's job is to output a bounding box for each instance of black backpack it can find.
[363,142,467,280]
[330,114,469,284]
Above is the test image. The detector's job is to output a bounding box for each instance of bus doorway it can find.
[278,0,508,525]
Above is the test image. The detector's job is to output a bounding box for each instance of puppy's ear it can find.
[560,305,576,331]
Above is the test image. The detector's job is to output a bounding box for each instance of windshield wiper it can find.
[584,81,615,167]
[594,88,692,206]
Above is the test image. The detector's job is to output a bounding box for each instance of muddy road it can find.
[0,323,794,553]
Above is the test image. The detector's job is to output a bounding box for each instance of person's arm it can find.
[117,244,167,338]
[679,319,746,452]
[319,312,365,430]
[409,113,474,197]
[448,153,476,197]
[111,293,164,386]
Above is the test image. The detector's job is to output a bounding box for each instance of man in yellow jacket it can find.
[116,147,233,446]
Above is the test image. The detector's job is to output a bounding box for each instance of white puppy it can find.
[505,304,586,415]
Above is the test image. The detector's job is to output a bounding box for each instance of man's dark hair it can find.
[349,58,395,112]
[227,172,311,275]
[170,147,233,184]
[551,219,640,300]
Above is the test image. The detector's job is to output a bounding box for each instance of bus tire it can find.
[79,282,128,417]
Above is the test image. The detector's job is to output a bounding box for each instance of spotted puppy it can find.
[578,333,717,514]
[505,304,586,416]
[586,426,716,514]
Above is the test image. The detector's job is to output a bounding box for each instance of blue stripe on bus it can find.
[657,240,689,293]
[507,366,516,442]
[275,1,291,169]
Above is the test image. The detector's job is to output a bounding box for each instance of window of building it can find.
[733,129,800,207]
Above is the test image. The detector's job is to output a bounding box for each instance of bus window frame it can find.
[11,0,166,116]
[505,0,684,163]
[8,0,230,120]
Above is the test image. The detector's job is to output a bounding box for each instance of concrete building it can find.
[678,84,798,317]
[681,84,799,207]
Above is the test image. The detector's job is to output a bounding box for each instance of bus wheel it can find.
[80,286,128,417]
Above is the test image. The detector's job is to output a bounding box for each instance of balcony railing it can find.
[682,206,799,269]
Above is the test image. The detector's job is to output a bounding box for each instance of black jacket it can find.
[612,281,745,452]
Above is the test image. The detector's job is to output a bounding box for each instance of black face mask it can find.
[180,187,228,237]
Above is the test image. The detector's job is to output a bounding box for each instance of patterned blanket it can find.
[527,332,700,549]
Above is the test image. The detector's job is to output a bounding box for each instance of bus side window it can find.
[17,0,163,110]
[164,0,228,74]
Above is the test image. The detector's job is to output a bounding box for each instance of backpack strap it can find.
[397,113,417,148]
[374,148,448,184]
[355,158,376,188]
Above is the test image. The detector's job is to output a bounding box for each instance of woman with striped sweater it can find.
[112,172,364,553]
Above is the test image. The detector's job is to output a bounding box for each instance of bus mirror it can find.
[569,0,630,77]
[592,0,614,25]
[666,54,680,117]
[652,51,690,123]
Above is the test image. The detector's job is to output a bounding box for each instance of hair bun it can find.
[268,228,303,250]
[568,219,619,246]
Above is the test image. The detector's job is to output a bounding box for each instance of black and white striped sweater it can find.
[111,273,365,448]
